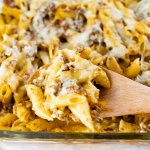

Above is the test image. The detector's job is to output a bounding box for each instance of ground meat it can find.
[8,60,17,68]
[42,3,56,25]
[88,29,102,46]
[90,104,101,121]
[29,65,50,90]
[68,113,80,122]
[73,43,84,53]
[0,51,8,64]
[74,8,86,32]
[51,107,71,122]
[58,8,86,39]
[58,80,87,96]
[140,122,150,132]
[4,0,15,7]
[33,2,56,28]
[66,86,87,95]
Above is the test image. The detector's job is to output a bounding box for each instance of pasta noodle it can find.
[106,55,123,74]
[45,93,87,110]
[125,58,141,78]
[13,103,32,123]
[25,84,53,121]
[69,99,94,131]
[0,83,12,104]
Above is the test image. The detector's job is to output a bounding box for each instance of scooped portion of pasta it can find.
[25,49,110,131]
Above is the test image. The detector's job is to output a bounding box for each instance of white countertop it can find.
[0,140,150,150]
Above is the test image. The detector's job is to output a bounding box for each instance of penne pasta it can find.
[45,93,86,110]
[0,83,12,104]
[125,58,141,78]
[69,100,94,131]
[25,84,53,121]
[106,55,123,74]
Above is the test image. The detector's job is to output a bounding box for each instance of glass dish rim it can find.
[0,130,150,140]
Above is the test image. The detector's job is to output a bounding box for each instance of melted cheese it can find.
[71,30,90,46]
[23,45,37,56]
[106,2,123,21]
[136,71,150,86]
[134,0,150,21]
[70,22,102,47]
[109,46,127,58]
[0,0,3,13]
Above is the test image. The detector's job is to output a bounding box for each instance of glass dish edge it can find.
[0,130,150,141]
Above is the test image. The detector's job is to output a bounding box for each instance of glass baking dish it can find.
[0,130,150,150]
[0,1,150,149]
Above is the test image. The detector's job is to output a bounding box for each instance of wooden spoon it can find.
[99,69,150,118]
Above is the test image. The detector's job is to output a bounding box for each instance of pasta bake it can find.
[0,0,150,132]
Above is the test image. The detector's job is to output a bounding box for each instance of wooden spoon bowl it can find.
[99,69,150,118]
